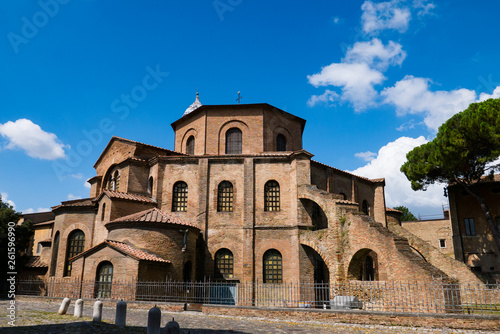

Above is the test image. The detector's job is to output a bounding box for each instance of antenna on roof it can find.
[236,91,242,104]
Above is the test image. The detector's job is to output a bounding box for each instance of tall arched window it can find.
[217,181,233,212]
[186,136,195,155]
[148,177,154,196]
[172,181,188,212]
[215,248,234,278]
[264,180,280,212]
[276,134,287,151]
[64,230,85,276]
[263,249,282,283]
[113,171,120,191]
[49,231,60,276]
[362,200,369,215]
[95,261,113,299]
[225,128,242,154]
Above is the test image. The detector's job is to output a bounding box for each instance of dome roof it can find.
[183,92,202,116]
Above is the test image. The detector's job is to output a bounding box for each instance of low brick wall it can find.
[16,296,500,331]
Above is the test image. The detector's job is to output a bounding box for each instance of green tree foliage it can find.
[0,195,33,289]
[393,206,418,221]
[401,98,500,248]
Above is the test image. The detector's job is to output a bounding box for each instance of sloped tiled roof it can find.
[69,240,170,264]
[334,199,358,205]
[39,238,52,243]
[25,256,48,268]
[110,207,197,228]
[386,207,403,213]
[311,160,385,184]
[101,190,156,203]
[52,198,95,210]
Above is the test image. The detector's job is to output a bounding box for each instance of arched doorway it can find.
[183,261,192,283]
[301,245,330,308]
[348,249,379,281]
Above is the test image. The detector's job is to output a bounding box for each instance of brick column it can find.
[242,158,255,284]
[197,158,209,280]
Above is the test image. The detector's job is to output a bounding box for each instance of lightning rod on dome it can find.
[236,91,242,104]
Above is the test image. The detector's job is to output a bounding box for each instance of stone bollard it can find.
[147,305,161,334]
[165,317,180,334]
[58,297,71,315]
[74,299,83,318]
[93,300,103,322]
[115,300,127,326]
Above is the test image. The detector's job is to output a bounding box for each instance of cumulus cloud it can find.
[350,136,446,211]
[354,151,377,161]
[307,62,385,111]
[361,0,411,34]
[0,192,16,209]
[0,119,67,160]
[84,181,91,189]
[22,207,51,214]
[67,194,82,200]
[307,89,339,107]
[381,76,477,131]
[344,39,406,71]
[479,85,500,101]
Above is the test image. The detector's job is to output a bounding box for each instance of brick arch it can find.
[272,126,294,151]
[181,128,198,154]
[347,247,387,281]
[297,193,329,220]
[217,120,249,155]
[299,240,332,271]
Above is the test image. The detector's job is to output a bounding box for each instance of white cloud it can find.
[84,181,91,189]
[307,89,339,107]
[22,207,51,213]
[332,17,341,24]
[479,86,500,101]
[381,76,477,131]
[23,208,34,214]
[350,136,446,211]
[67,194,82,200]
[412,0,435,16]
[0,192,16,209]
[361,0,411,34]
[396,119,418,131]
[354,151,377,161]
[0,119,67,160]
[344,39,406,71]
[307,62,385,111]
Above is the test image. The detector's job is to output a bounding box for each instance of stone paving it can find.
[0,300,499,334]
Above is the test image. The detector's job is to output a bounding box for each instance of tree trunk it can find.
[463,185,500,252]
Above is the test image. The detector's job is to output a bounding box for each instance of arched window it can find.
[215,248,234,279]
[263,249,282,283]
[362,200,369,215]
[339,193,346,200]
[101,203,106,221]
[217,181,233,212]
[64,230,85,276]
[276,134,287,151]
[108,170,120,191]
[225,128,242,154]
[186,136,195,155]
[172,181,188,212]
[148,177,153,196]
[264,180,280,212]
[95,261,113,299]
[49,232,59,276]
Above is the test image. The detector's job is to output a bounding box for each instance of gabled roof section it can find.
[52,198,95,211]
[171,103,306,133]
[69,240,170,263]
[109,207,197,228]
[21,211,55,224]
[93,136,183,168]
[95,190,156,204]
[311,160,385,185]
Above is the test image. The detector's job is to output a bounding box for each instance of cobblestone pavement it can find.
[0,300,499,334]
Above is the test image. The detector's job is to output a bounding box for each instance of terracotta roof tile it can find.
[39,238,52,243]
[52,198,95,210]
[105,240,170,263]
[102,190,155,203]
[311,160,385,184]
[110,207,197,228]
[334,199,358,205]
[25,256,48,268]
[386,207,403,213]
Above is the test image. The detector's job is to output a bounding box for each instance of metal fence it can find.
[16,279,500,315]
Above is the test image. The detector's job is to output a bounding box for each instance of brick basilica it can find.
[35,95,483,294]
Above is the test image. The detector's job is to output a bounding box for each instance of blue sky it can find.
[1,0,499,218]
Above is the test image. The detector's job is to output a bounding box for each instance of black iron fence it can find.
[16,279,500,315]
